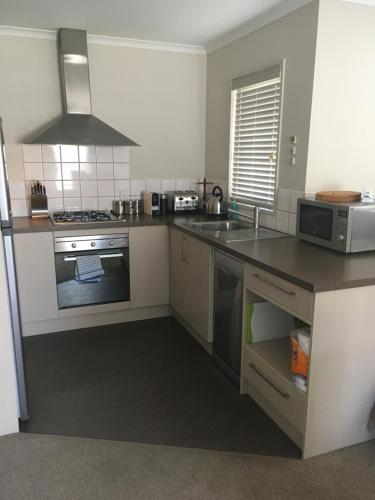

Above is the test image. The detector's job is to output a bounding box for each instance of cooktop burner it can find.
[52,210,117,224]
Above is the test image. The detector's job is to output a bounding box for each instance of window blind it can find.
[229,63,283,209]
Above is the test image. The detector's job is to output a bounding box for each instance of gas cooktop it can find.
[51,210,124,224]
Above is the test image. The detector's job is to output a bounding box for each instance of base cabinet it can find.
[170,227,212,344]
[14,232,58,323]
[129,225,169,308]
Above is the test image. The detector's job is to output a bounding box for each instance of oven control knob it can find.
[90,241,96,247]
[337,233,345,241]
[71,243,77,249]
[110,240,115,246]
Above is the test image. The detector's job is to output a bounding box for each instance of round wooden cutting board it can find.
[315,191,362,202]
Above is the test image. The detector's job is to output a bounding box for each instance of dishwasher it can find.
[213,250,244,385]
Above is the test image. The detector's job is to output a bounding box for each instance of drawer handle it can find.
[249,362,290,399]
[252,273,296,296]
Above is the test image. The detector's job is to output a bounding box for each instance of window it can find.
[229,63,283,210]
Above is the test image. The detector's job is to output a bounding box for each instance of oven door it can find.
[297,199,336,249]
[55,248,130,309]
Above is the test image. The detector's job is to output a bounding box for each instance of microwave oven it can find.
[296,198,375,253]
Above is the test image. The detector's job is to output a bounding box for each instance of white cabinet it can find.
[129,225,169,308]
[170,227,212,343]
[14,232,58,323]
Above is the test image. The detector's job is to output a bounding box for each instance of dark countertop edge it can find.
[12,216,375,294]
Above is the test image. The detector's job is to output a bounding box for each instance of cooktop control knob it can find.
[110,240,114,246]
[91,241,96,247]
[71,243,77,249]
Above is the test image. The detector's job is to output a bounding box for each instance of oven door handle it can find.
[63,253,124,262]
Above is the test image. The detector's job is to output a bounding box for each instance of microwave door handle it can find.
[63,253,124,262]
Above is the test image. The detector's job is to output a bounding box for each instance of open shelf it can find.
[243,337,307,397]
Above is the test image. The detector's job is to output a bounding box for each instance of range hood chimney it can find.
[26,28,139,146]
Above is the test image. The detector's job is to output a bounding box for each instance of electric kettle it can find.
[206,186,225,215]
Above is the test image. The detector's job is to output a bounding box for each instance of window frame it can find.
[228,60,285,212]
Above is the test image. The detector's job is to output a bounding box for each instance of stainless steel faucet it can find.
[227,205,265,230]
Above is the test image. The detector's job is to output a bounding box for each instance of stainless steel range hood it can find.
[26,28,139,146]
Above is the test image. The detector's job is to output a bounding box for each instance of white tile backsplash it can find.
[146,178,161,193]
[80,180,98,198]
[113,146,129,163]
[47,197,64,213]
[63,180,81,198]
[161,179,176,193]
[130,179,146,197]
[62,163,79,180]
[98,197,113,211]
[45,180,63,198]
[11,199,28,217]
[42,145,61,163]
[114,180,130,199]
[80,163,97,180]
[81,197,99,210]
[13,142,216,217]
[288,213,297,235]
[24,162,43,181]
[60,145,79,163]
[78,145,96,163]
[176,178,191,190]
[64,198,81,211]
[97,163,114,180]
[98,180,114,197]
[23,145,42,163]
[43,163,62,181]
[114,163,130,180]
[277,189,291,212]
[9,181,25,199]
[276,210,290,233]
[96,146,113,163]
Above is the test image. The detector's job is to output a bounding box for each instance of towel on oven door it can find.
[75,254,104,283]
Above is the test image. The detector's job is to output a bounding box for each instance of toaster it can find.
[166,191,199,213]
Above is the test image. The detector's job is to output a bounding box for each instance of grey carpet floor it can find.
[0,433,374,500]
[20,316,299,457]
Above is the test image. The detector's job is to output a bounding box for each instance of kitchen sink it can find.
[185,220,286,242]
[187,220,252,232]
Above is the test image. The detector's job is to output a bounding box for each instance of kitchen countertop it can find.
[12,215,375,293]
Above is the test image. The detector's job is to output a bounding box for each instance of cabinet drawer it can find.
[245,264,313,322]
[242,345,307,434]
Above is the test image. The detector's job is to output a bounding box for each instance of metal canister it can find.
[159,193,168,216]
[112,200,125,217]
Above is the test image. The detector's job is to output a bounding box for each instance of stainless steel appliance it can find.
[206,186,225,215]
[297,198,375,253]
[213,250,244,385]
[30,181,48,219]
[24,29,139,147]
[51,210,119,224]
[143,192,159,216]
[0,119,28,419]
[166,191,199,213]
[54,234,130,309]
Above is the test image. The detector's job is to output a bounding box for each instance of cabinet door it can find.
[169,227,188,318]
[184,235,212,342]
[129,225,169,308]
[14,232,58,322]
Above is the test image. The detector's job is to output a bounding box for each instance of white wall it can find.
[0,34,206,179]
[205,1,319,192]
[306,0,375,192]
[0,239,19,436]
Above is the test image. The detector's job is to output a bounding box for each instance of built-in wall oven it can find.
[54,233,130,309]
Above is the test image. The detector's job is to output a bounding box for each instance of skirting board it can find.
[22,305,172,336]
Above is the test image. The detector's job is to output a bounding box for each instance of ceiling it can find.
[0,0,304,48]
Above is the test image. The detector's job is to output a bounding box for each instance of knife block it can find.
[30,194,48,219]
